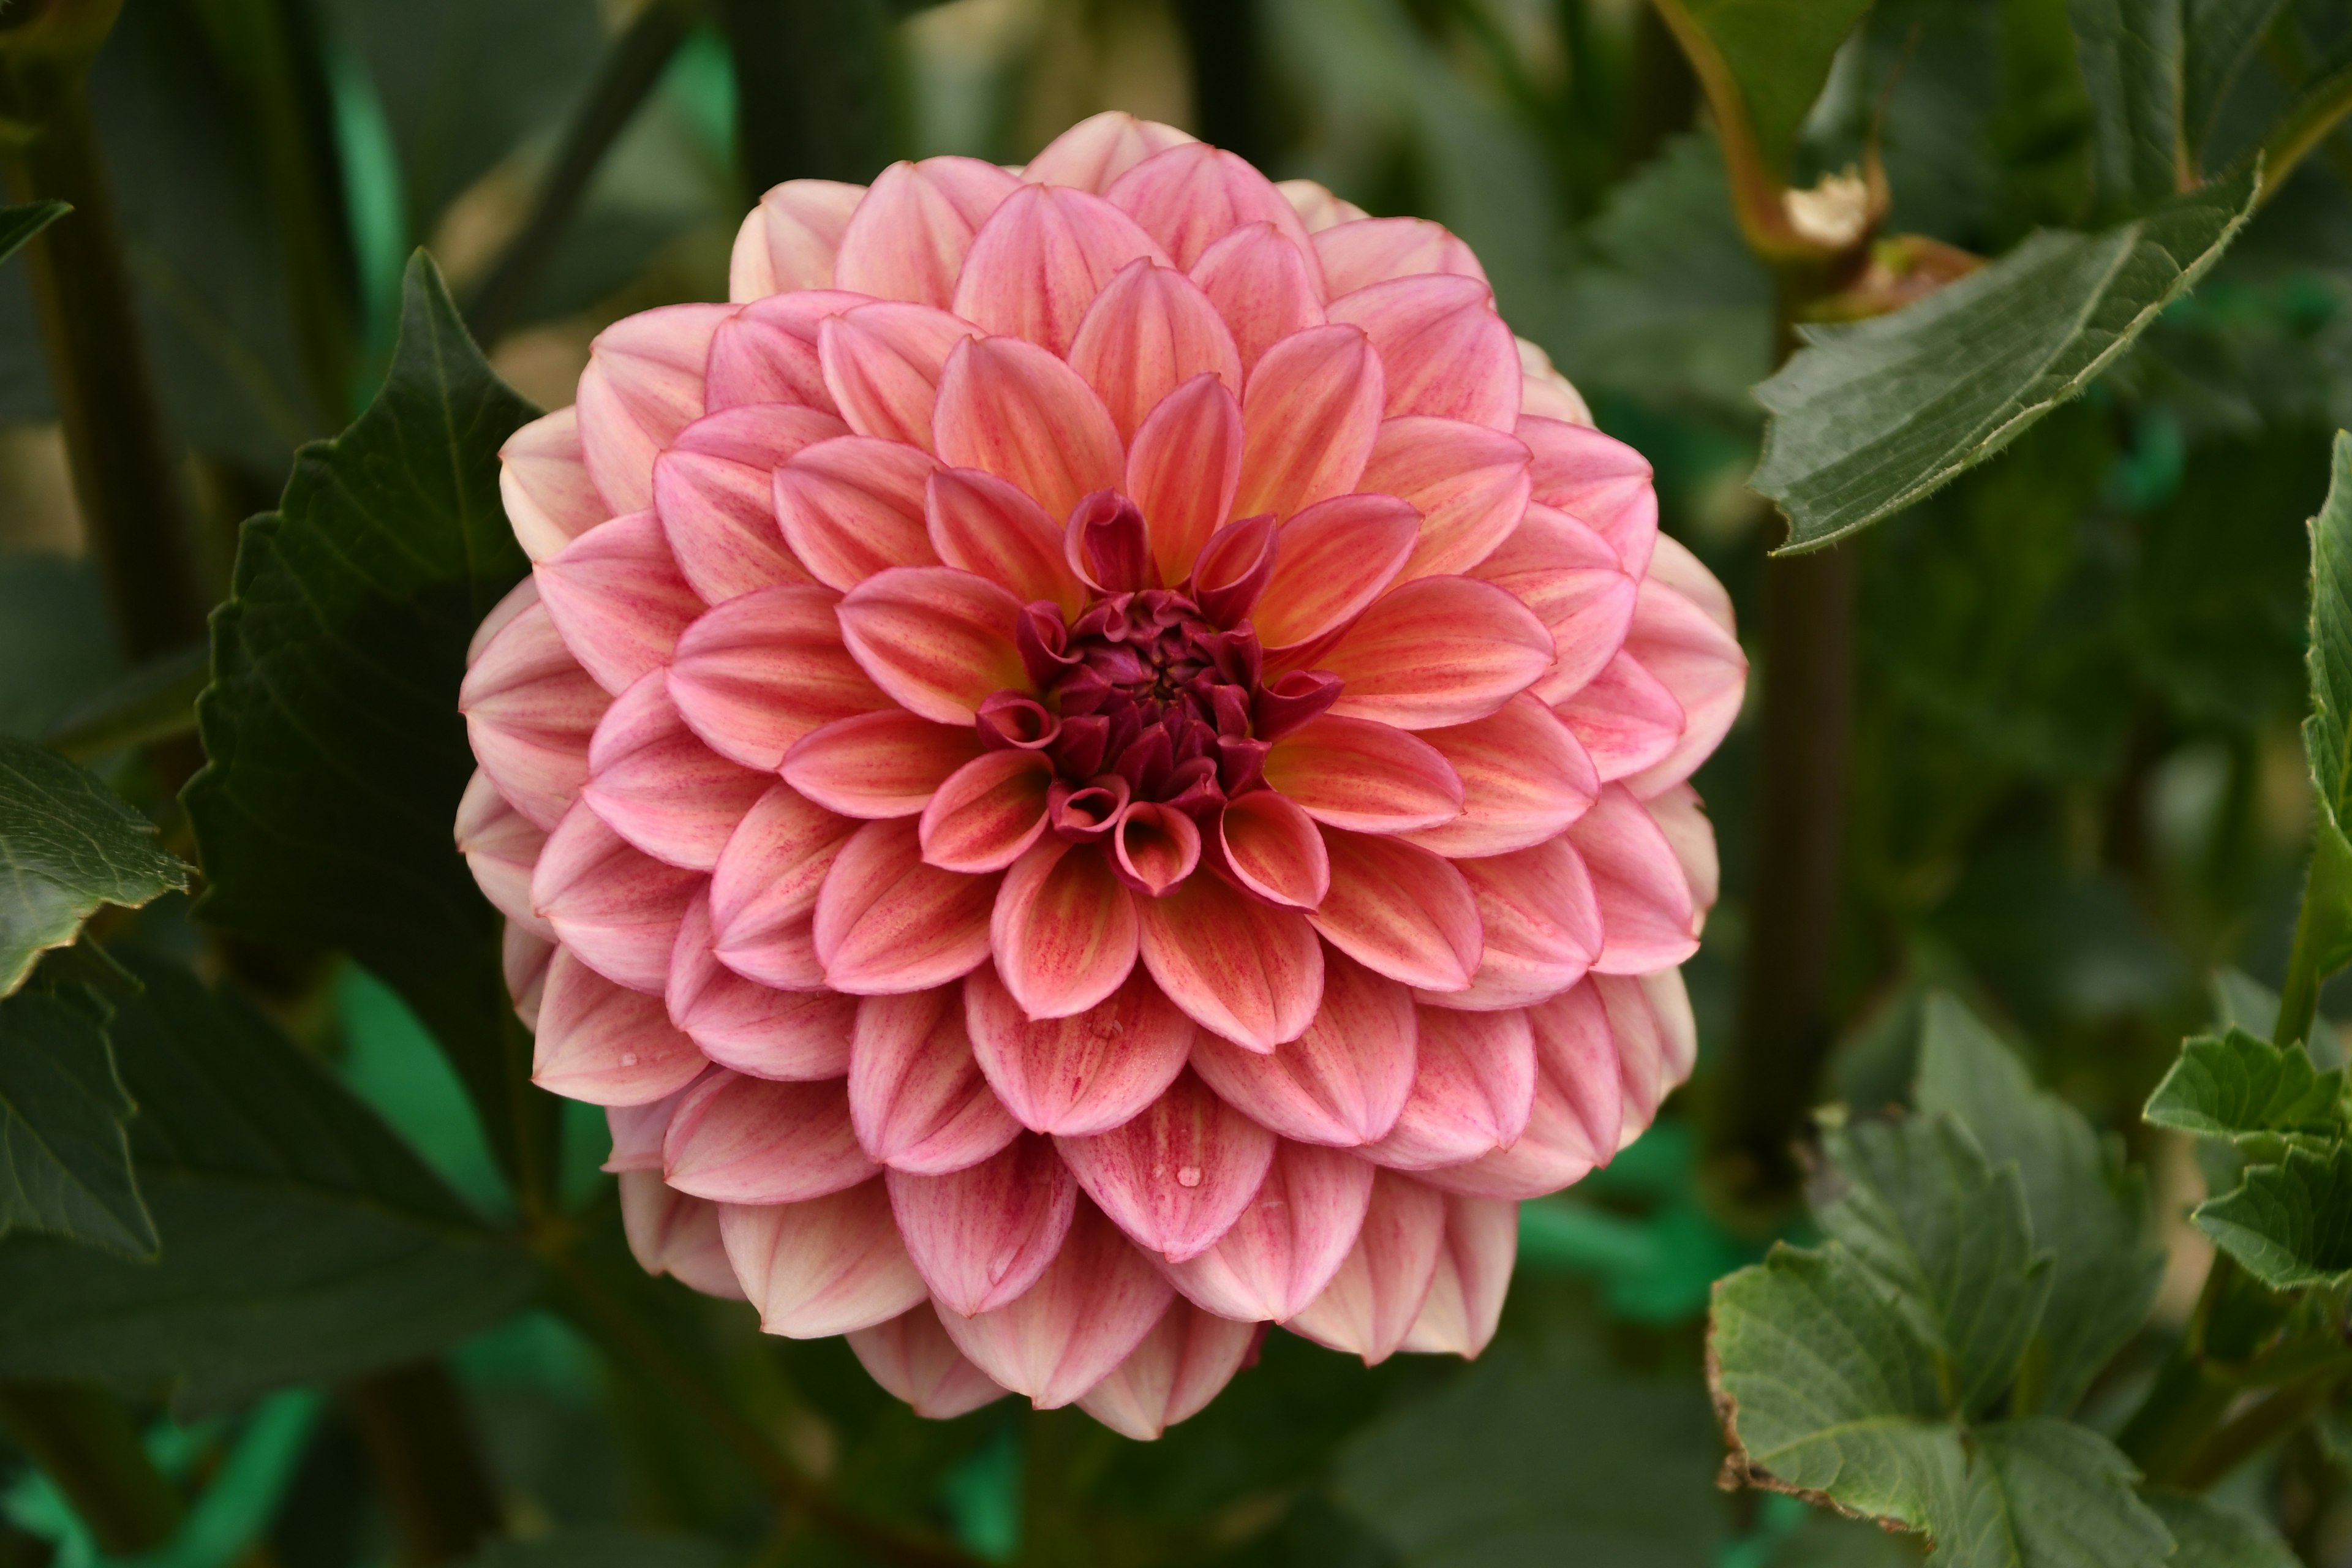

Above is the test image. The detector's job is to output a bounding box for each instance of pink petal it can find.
[709,784,861,990]
[534,512,705,695]
[1553,651,1683,783]
[668,586,888,770]
[705,289,864,414]
[585,672,771,871]
[1216,791,1329,909]
[849,987,1023,1174]
[1601,970,1697,1138]
[719,1180,927,1335]
[848,1303,1010,1419]
[1276,178,1370,233]
[1420,981,1617,1200]
[663,1072,875,1204]
[1308,831,1482,992]
[773,435,942,592]
[619,1172,744,1299]
[1126,373,1244,586]
[818,303,978,451]
[1312,216,1485,296]
[1163,1142,1373,1320]
[1518,336,1592,425]
[1057,1069,1276,1262]
[456,769,551,938]
[1434,839,1602,1011]
[501,406,606,561]
[1068,261,1244,442]
[1646,782,1719,921]
[886,1133,1076,1315]
[576,303,733,513]
[1362,1007,1536,1170]
[534,947,706,1105]
[935,1197,1175,1408]
[785,710,985,820]
[1472,502,1637,703]
[1117,808,1204,900]
[1136,872,1323,1050]
[990,839,1142,1019]
[656,404,842,605]
[729,179,864,300]
[1570,784,1698,973]
[1646,527,1735,633]
[813,818,1000,993]
[1520,415,1656,576]
[927,467,1088,616]
[1190,950,1417,1146]
[1191,222,1326,372]
[932,336,1125,524]
[954,184,1171,357]
[1321,575,1552,730]
[1284,1169,1445,1364]
[667,888,856,1079]
[1262,716,1462,835]
[832,156,1023,308]
[605,1085,694,1172]
[1397,1194,1517,1357]
[1326,275,1519,432]
[531,801,701,993]
[1022,111,1197,192]
[507,923,554,1028]
[919,749,1055,872]
[1359,417,1531,581]
[1621,543,1746,797]
[1233,325,1384,521]
[1403,695,1596,858]
[1077,1302,1262,1439]
[965,963,1191,1136]
[1105,142,1326,284]
[1255,493,1419,652]
[835,565,1027,725]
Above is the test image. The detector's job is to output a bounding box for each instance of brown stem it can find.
[343,1361,501,1566]
[0,1381,182,1555]
[2171,1370,2350,1491]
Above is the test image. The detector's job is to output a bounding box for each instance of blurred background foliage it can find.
[3,0,2352,1564]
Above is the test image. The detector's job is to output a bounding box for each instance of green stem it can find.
[343,1361,502,1565]
[2172,1369,2350,1491]
[2275,876,2326,1048]
[0,1381,182,1555]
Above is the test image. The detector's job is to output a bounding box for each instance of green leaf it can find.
[0,952,536,1410]
[1812,1115,2054,1416]
[0,989,154,1259]
[2065,0,2182,214]
[0,737,192,997]
[2295,433,2352,981]
[1654,0,1875,181]
[1914,995,2162,1416]
[2143,1027,2348,1143]
[461,1531,726,1568]
[0,202,69,268]
[2141,1493,2299,1567]
[185,253,548,1193]
[1752,168,2257,551]
[2193,1140,2352,1289]
[2183,0,2291,164]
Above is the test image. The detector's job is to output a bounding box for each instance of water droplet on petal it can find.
[1176,1165,1203,1188]
[620,1052,639,1066]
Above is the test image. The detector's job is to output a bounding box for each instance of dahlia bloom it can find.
[457,112,1743,1438]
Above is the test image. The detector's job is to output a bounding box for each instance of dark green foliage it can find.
[0,737,190,995]
[0,986,153,1258]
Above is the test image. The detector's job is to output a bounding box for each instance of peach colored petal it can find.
[817,303,979,451]
[531,801,701,993]
[664,1071,876,1203]
[1136,871,1323,1050]
[576,303,732,513]
[835,565,1027,725]
[1191,222,1326,372]
[1646,783,1720,924]
[1189,950,1417,1147]
[935,1197,1176,1408]
[1163,1141,1373,1321]
[1570,784,1698,974]
[965,963,1192,1136]
[456,769,551,938]
[785,710,985,820]
[1023,111,1197,192]
[926,467,1088,616]
[1362,1006,1536,1170]
[1308,830,1482,993]
[1519,415,1656,576]
[772,435,942,592]
[1359,417,1531,581]
[668,586,889,771]
[586,671,771,872]
[1126,372,1245,585]
[933,336,1126,523]
[1057,1069,1276,1262]
[705,288,864,414]
[1276,177,1370,233]
[1262,715,1463,835]
[655,404,841,605]
[887,1133,1076,1316]
[1472,502,1637,704]
[1312,216,1485,295]
[1068,260,1244,442]
[619,1172,743,1299]
[1621,542,1746,797]
[917,749,1055,873]
[1254,492,1419,652]
[848,1303,1009,1419]
[534,511,704,695]
[505,922,554,1028]
[1322,575,1553,730]
[813,818,1000,994]
[605,1085,694,1173]
[667,888,856,1079]
[1420,981,1616,1200]
[1516,336,1592,426]
[1396,1194,1516,1357]
[719,1181,927,1336]
[501,406,606,562]
[1106,141,1326,285]
[832,156,1022,308]
[1285,1168,1444,1364]
[954,184,1170,356]
[990,839,1142,1019]
[1402,695,1596,858]
[1216,791,1330,908]
[1553,650,1684,783]
[1600,970,1697,1139]
[1233,325,1384,521]
[1327,274,1519,431]
[729,178,865,300]
[534,946,706,1105]
[1432,838,1602,1011]
[849,987,1023,1174]
[709,784,861,992]
[1077,1302,1261,1439]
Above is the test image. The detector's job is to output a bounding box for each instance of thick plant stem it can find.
[344,1362,502,1565]
[2274,879,2324,1049]
[0,1381,182,1555]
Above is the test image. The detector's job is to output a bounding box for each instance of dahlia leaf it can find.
[2297,434,2352,979]
[2143,1493,2301,1567]
[2193,1141,2352,1289]
[2182,0,2290,167]
[2143,1027,2348,1146]
[0,952,535,1411]
[0,987,155,1259]
[1649,0,1875,186]
[0,201,69,268]
[1752,167,2258,551]
[0,736,191,997]
[185,252,552,1196]
[1915,995,2161,1417]
[2065,0,2184,214]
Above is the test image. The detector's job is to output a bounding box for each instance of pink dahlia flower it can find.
[458,112,1743,1438]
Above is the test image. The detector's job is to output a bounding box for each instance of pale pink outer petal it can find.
[709,784,861,991]
[1284,1168,1446,1365]
[501,406,607,561]
[668,586,889,771]
[1136,872,1323,1050]
[887,1133,1076,1316]
[1077,1302,1262,1440]
[1520,415,1657,576]
[918,750,1055,872]
[1419,981,1616,1200]
[1261,715,1463,835]
[706,290,865,414]
[1308,831,1482,993]
[837,565,1027,726]
[604,1083,696,1172]
[533,946,706,1105]
[833,156,1023,308]
[1570,783,1698,974]
[1189,950,1417,1147]
[1646,783,1720,927]
[1277,178,1370,233]
[668,888,857,1079]
[456,769,552,939]
[1056,1069,1278,1262]
[932,336,1126,524]
[772,434,942,591]
[1106,142,1327,286]
[935,1197,1177,1409]
[849,1303,1011,1419]
[1233,325,1384,521]
[1599,970,1697,1143]
[1516,336,1593,426]
[785,710,984,820]
[584,671,771,872]
[1216,791,1330,909]
[1190,222,1326,373]
[1126,373,1245,585]
[530,800,700,993]
[1022,111,1197,192]
[1162,1142,1374,1320]
[1397,1194,1517,1357]
[1326,275,1519,432]
[1621,538,1746,797]
[1553,651,1684,783]
[954,184,1171,357]
[729,178,865,300]
[926,467,1088,615]
[1321,575,1553,731]
[1311,216,1486,295]
[619,1171,744,1300]
[965,963,1191,1136]
[576,303,733,513]
[989,839,1141,1019]
[848,987,1023,1174]
[506,923,554,1029]
[1430,839,1602,1011]
[1255,492,1419,651]
[1472,502,1637,704]
[813,818,1000,994]
[816,304,979,453]
[534,511,705,695]
[663,1071,878,1204]
[1362,1007,1536,1170]
[656,404,842,605]
[1401,695,1596,858]
[1359,417,1531,582]
[1068,260,1245,443]
[718,1180,929,1336]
